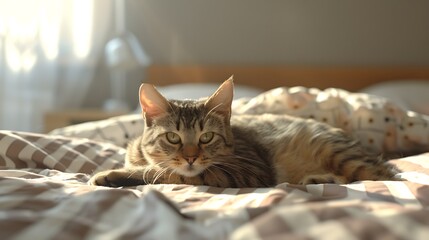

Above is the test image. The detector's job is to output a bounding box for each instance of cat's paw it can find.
[89,169,146,187]
[299,174,346,185]
[89,170,122,187]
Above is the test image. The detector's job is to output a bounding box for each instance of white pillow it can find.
[361,80,429,114]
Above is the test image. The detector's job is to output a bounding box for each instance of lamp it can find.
[103,0,150,112]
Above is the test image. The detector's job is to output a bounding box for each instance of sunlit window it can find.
[39,0,62,60]
[72,0,93,59]
[0,0,93,72]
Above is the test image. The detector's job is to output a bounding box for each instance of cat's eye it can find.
[166,132,181,144]
[199,132,214,144]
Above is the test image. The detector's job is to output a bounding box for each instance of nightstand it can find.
[44,109,127,133]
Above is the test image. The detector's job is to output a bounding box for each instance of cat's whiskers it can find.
[167,170,176,182]
[125,168,140,179]
[152,167,168,184]
[142,167,152,184]
[142,160,163,182]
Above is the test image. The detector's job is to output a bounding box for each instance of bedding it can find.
[155,82,263,101]
[1,86,429,239]
[361,80,429,115]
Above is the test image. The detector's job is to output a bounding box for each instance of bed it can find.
[1,65,429,239]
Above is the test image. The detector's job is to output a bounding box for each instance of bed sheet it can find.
[1,130,429,239]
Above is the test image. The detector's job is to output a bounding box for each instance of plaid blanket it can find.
[1,130,429,239]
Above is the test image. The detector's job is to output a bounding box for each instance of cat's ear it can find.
[205,76,234,119]
[139,83,170,124]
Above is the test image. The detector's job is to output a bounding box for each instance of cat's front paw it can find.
[89,170,121,187]
[299,174,347,185]
[89,169,146,187]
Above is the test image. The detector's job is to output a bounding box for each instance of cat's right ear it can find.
[139,83,170,125]
[204,76,234,120]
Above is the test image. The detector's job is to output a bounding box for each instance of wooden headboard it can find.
[147,65,429,91]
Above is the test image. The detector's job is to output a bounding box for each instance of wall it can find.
[84,0,429,109]
[126,0,429,66]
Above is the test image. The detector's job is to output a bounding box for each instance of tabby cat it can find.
[89,77,401,188]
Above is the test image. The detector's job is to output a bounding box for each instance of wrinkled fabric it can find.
[1,130,429,239]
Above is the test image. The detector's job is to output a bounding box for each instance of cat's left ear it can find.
[205,76,234,120]
[139,83,170,125]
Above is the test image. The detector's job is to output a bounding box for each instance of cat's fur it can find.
[89,77,401,188]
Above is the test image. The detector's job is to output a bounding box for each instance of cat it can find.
[89,77,401,188]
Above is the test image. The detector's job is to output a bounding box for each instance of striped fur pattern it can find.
[90,78,401,187]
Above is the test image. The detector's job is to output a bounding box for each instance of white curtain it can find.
[0,0,113,132]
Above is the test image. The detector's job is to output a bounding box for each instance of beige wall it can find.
[84,0,429,108]
[126,0,429,65]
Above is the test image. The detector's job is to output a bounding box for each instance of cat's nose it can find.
[182,144,199,165]
[186,157,197,165]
